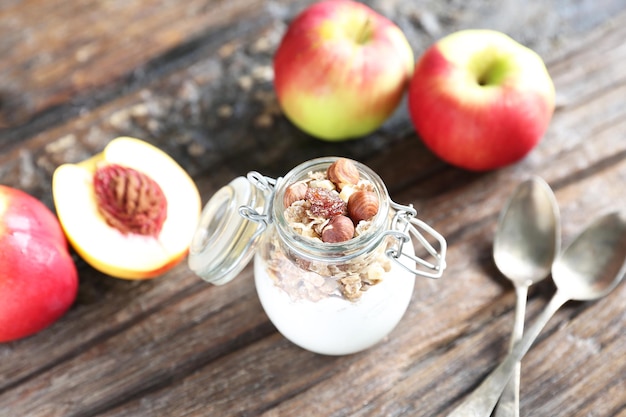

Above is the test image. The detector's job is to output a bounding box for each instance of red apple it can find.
[0,185,79,342]
[408,29,555,171]
[274,0,414,141]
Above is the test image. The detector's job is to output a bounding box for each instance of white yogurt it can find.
[254,240,416,355]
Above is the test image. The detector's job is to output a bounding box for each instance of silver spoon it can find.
[447,211,626,417]
[493,177,560,417]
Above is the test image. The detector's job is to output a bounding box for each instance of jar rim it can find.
[272,157,391,263]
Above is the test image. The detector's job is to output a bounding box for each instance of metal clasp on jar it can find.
[238,172,276,240]
[383,201,447,279]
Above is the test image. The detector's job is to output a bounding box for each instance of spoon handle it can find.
[446,291,569,417]
[494,284,529,417]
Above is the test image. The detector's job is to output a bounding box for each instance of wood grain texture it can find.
[0,0,625,416]
[0,0,289,129]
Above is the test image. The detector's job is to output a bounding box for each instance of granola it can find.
[265,158,392,301]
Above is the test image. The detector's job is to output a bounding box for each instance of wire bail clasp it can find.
[385,201,447,279]
[238,172,277,240]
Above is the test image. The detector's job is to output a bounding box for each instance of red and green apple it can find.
[408,29,555,171]
[274,0,414,141]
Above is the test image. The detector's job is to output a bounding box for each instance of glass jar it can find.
[188,157,446,355]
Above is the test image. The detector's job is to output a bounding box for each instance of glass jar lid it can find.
[188,175,269,285]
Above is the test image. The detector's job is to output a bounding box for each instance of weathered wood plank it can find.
[0,270,275,417]
[1,1,626,417]
[1,0,625,395]
[0,0,300,130]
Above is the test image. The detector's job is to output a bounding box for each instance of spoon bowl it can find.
[552,211,626,300]
[447,210,626,417]
[494,177,560,287]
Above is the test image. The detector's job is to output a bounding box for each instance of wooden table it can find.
[1,1,625,416]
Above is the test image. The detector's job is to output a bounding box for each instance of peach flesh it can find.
[53,137,201,280]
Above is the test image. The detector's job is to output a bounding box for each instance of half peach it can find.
[52,137,201,279]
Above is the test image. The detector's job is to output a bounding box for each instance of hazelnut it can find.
[327,158,359,190]
[321,215,355,243]
[347,190,379,224]
[283,182,307,208]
